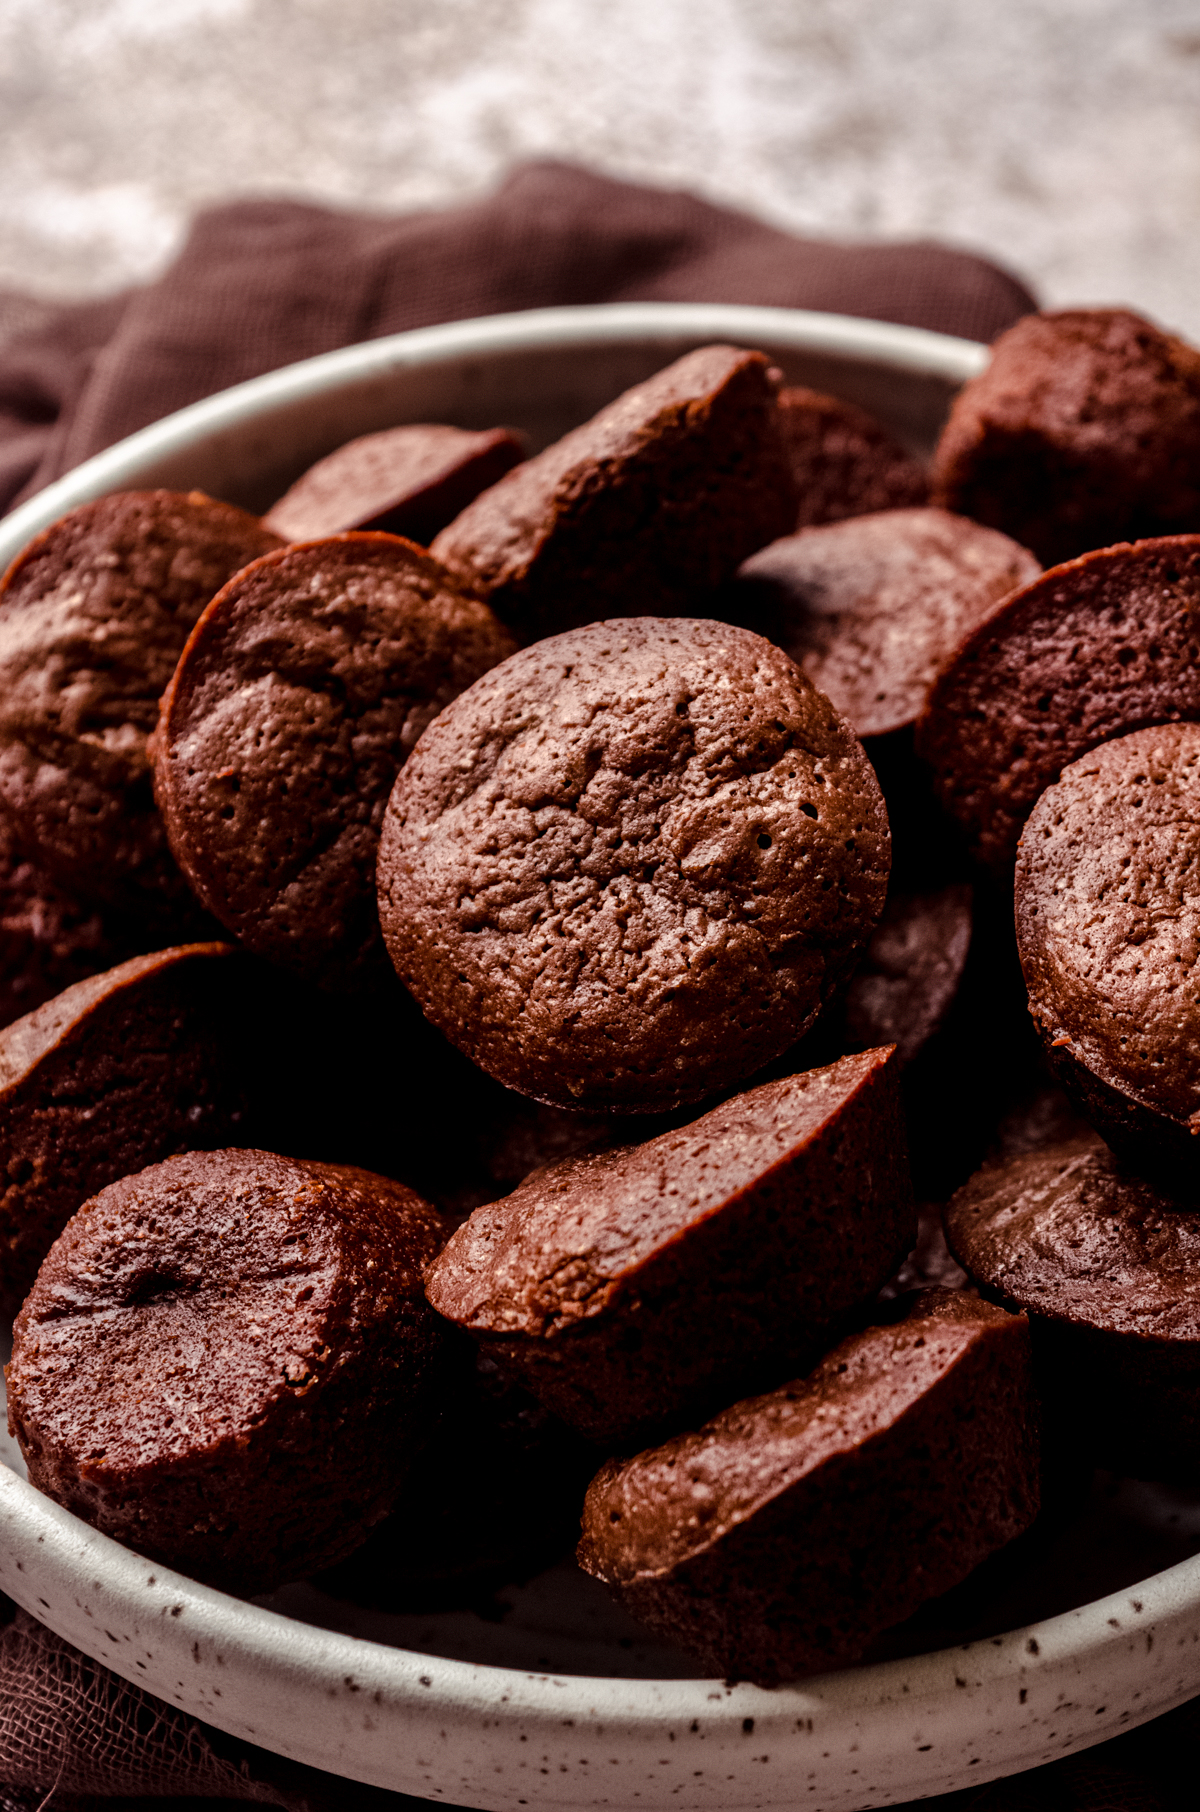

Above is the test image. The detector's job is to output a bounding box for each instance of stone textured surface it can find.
[2,1,1200,339]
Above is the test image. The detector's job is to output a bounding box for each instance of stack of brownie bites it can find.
[4,311,1200,1683]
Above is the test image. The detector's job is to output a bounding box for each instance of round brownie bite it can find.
[915,535,1200,874]
[1016,721,1200,1185]
[837,882,973,1068]
[263,423,527,545]
[778,386,929,529]
[6,1150,449,1595]
[0,491,282,925]
[0,943,251,1316]
[945,1136,1200,1478]
[732,508,1039,742]
[431,345,797,640]
[930,308,1200,566]
[154,534,515,992]
[0,814,139,1031]
[378,617,890,1113]
[577,1290,1038,1684]
[426,1047,914,1446]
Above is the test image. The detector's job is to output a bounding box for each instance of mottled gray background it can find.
[2,0,1199,337]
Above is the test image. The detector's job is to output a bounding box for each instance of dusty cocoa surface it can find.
[914,534,1200,874]
[430,345,797,639]
[577,1290,1038,1684]
[378,616,890,1113]
[779,385,928,528]
[263,423,526,543]
[931,309,1200,565]
[0,942,250,1317]
[426,1048,914,1444]
[946,1136,1200,1476]
[734,506,1039,739]
[0,490,281,924]
[6,1149,449,1595]
[155,533,515,992]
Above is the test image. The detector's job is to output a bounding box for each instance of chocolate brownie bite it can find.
[0,943,249,1316]
[915,535,1200,874]
[931,309,1200,566]
[733,508,1039,742]
[378,617,890,1114]
[154,534,515,993]
[1016,721,1200,1185]
[577,1290,1038,1684]
[6,1150,449,1595]
[0,491,282,926]
[945,1136,1200,1478]
[431,346,797,640]
[426,1047,914,1446]
[839,883,973,1068]
[778,386,928,529]
[263,424,527,545]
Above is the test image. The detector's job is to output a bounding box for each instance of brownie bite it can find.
[0,943,250,1316]
[778,386,928,529]
[946,1136,1200,1478]
[733,508,1039,742]
[6,1150,449,1595]
[1016,721,1200,1185]
[378,617,890,1114]
[931,309,1200,566]
[431,346,797,639]
[154,534,515,993]
[915,535,1200,874]
[838,883,973,1069]
[263,424,527,545]
[0,491,282,926]
[426,1048,914,1446]
[577,1290,1038,1684]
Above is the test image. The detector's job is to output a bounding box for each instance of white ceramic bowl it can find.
[2,302,1200,1810]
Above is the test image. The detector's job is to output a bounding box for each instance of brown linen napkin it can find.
[2,155,1148,1811]
[0,157,1035,517]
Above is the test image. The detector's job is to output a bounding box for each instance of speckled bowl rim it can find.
[2,301,1198,1810]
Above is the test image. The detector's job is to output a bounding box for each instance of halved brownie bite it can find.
[946,1136,1200,1479]
[0,490,282,929]
[0,943,249,1316]
[263,423,527,544]
[915,535,1200,874]
[425,1047,914,1446]
[431,345,797,639]
[578,1290,1038,1684]
[1016,721,1200,1188]
[154,533,515,993]
[6,1150,449,1595]
[733,508,1038,743]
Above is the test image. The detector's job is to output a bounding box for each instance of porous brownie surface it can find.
[377,616,890,1112]
[914,535,1200,873]
[154,534,515,992]
[577,1290,1038,1684]
[0,491,281,922]
[734,507,1039,739]
[430,345,797,639]
[263,424,526,544]
[6,1149,449,1595]
[0,943,248,1316]
[1017,721,1200,1130]
[426,1048,914,1443]
[778,386,928,529]
[931,308,1200,565]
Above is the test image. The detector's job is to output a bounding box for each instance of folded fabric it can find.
[0,158,1036,516]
